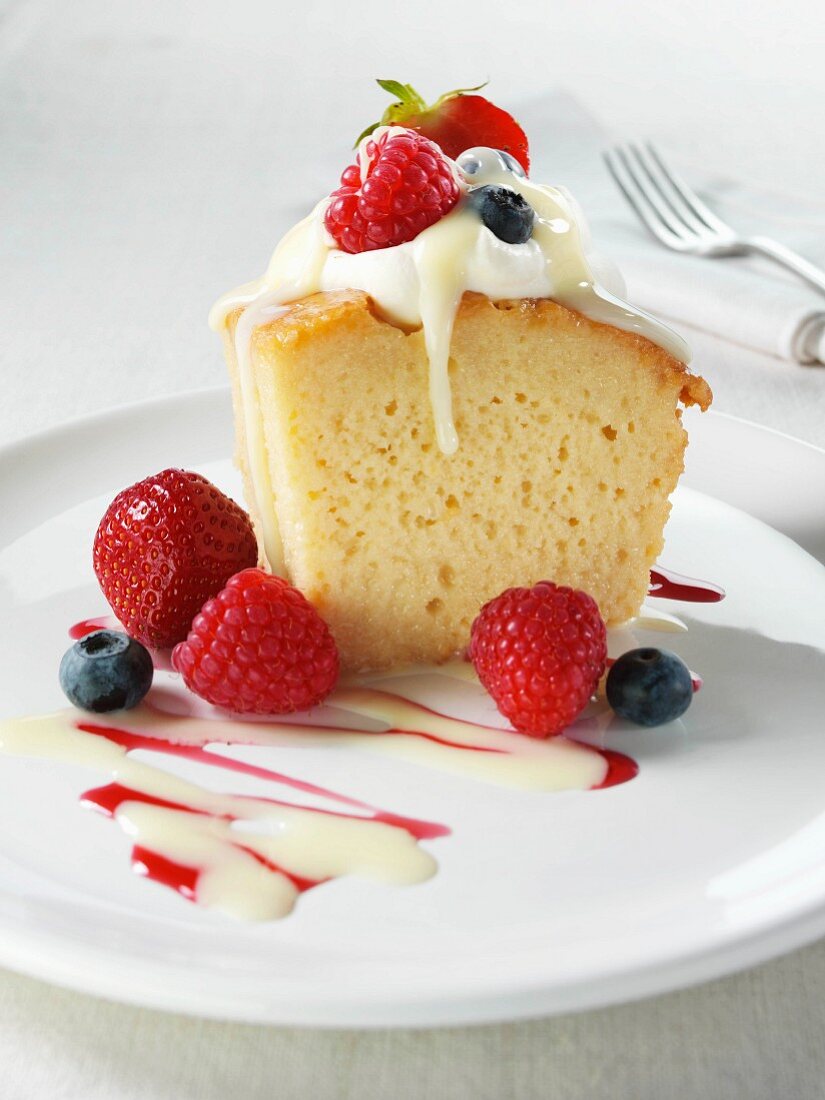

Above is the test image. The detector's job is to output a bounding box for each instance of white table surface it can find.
[3,0,825,1096]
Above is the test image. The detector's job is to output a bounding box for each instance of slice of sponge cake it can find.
[224,289,711,671]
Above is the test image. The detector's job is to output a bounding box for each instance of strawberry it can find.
[93,469,258,649]
[358,80,530,174]
[325,128,460,253]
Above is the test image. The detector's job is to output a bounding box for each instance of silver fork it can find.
[603,143,825,297]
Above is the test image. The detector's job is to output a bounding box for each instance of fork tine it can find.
[625,143,710,236]
[602,148,685,248]
[617,145,695,239]
[644,143,730,234]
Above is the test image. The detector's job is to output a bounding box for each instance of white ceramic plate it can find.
[1,390,824,1027]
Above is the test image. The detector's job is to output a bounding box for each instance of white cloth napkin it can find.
[518,93,825,365]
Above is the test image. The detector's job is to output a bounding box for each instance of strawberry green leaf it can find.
[353,120,380,147]
[375,79,423,106]
[432,81,489,109]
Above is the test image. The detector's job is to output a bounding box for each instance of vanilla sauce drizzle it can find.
[0,561,722,922]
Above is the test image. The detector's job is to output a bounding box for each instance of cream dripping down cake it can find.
[210,84,711,673]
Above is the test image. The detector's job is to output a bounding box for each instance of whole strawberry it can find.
[93,469,258,649]
[469,582,607,738]
[358,80,530,174]
[172,569,340,714]
[324,128,460,254]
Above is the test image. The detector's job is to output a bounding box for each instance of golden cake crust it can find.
[225,290,711,670]
[237,290,711,409]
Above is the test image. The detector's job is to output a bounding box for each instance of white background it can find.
[2,0,824,447]
[2,0,825,1097]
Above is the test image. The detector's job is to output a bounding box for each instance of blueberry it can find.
[456,148,527,180]
[606,647,693,727]
[456,151,483,179]
[466,185,535,245]
[495,150,527,178]
[59,630,153,713]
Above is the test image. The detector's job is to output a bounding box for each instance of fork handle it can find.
[746,236,825,297]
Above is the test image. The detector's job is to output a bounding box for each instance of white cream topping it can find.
[210,134,690,572]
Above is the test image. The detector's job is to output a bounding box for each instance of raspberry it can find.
[469,582,607,738]
[171,569,340,714]
[324,128,460,254]
[93,469,258,649]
